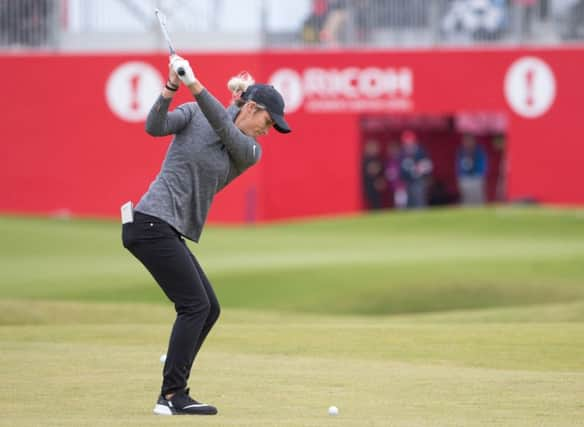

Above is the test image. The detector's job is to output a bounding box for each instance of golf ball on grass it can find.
[160,354,166,363]
[328,406,339,416]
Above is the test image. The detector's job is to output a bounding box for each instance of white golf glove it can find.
[170,56,196,86]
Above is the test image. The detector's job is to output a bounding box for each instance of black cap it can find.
[242,84,291,134]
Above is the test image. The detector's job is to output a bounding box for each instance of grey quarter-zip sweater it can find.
[135,89,262,242]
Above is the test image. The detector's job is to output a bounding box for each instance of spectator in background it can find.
[456,134,488,205]
[302,0,371,45]
[362,139,386,210]
[399,130,433,209]
[301,0,350,44]
[384,141,407,209]
[302,0,330,43]
[319,0,349,44]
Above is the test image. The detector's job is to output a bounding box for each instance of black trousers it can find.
[122,212,220,396]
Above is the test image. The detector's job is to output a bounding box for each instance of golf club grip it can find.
[167,48,184,76]
[169,50,185,76]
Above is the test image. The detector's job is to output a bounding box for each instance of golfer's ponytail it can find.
[228,71,255,107]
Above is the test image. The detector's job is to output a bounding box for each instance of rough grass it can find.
[1,206,584,315]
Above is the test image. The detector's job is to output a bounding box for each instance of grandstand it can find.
[1,0,583,51]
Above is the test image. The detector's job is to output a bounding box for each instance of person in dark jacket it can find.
[399,130,433,208]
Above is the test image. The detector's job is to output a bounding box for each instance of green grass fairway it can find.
[1,207,583,426]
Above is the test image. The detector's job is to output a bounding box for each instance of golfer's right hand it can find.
[170,55,196,87]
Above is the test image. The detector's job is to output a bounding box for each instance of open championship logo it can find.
[106,62,164,122]
[269,66,414,114]
[504,57,556,119]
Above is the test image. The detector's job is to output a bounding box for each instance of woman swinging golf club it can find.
[122,55,291,416]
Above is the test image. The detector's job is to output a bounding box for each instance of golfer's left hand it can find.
[170,55,196,86]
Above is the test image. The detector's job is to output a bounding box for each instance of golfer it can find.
[122,55,291,416]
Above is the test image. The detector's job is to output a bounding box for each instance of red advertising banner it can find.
[0,47,582,224]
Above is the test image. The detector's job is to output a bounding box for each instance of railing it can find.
[1,0,583,51]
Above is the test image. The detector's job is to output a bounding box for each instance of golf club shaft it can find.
[155,9,185,76]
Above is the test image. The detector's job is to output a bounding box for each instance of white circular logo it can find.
[269,68,303,113]
[106,62,163,122]
[504,57,556,119]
